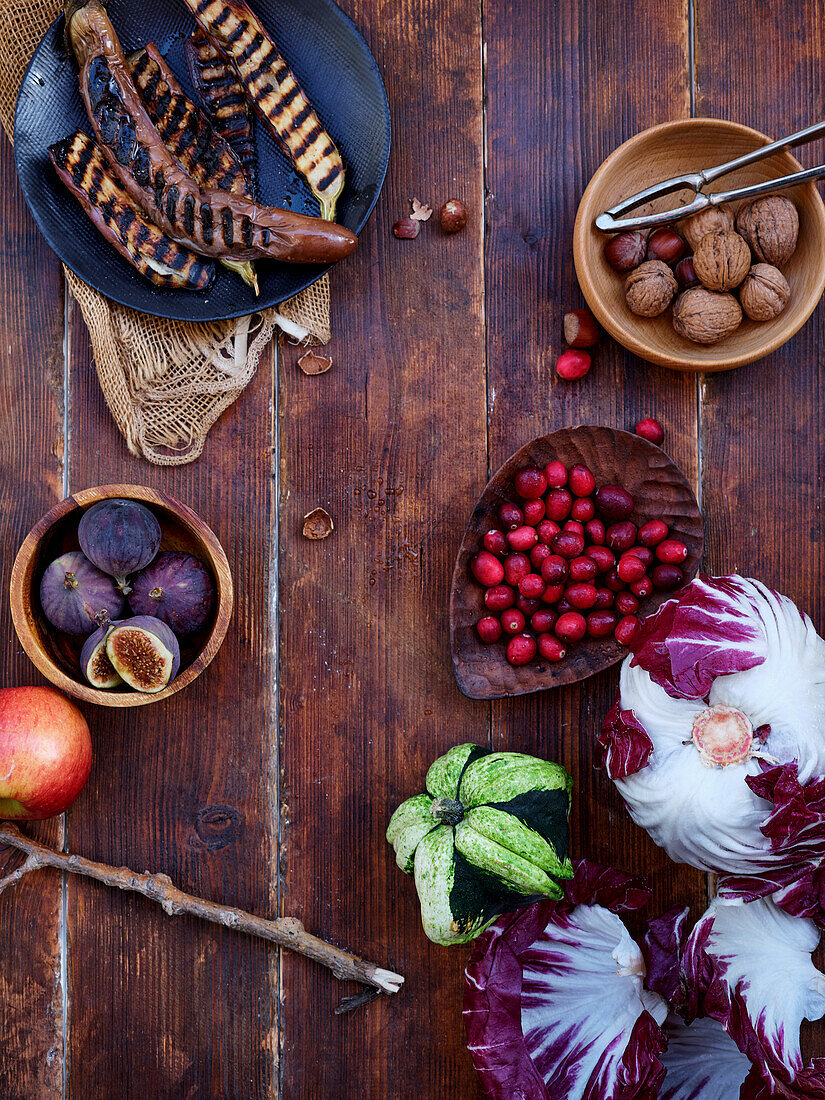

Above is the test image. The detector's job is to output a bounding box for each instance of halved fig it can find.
[39,551,127,636]
[128,551,215,635]
[104,616,180,694]
[78,499,161,593]
[80,619,124,689]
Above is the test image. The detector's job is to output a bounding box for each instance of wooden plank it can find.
[0,133,66,1099]
[483,0,706,919]
[63,318,279,1095]
[277,0,487,1095]
[695,0,825,1056]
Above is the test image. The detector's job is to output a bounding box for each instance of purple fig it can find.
[80,619,124,689]
[78,499,161,593]
[128,551,216,635]
[39,551,127,636]
[104,616,180,694]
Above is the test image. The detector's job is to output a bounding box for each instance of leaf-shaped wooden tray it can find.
[450,426,704,699]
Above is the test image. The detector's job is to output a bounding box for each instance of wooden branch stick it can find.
[0,825,403,996]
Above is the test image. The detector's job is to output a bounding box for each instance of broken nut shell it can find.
[303,508,334,540]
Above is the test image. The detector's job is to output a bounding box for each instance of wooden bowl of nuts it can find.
[573,119,825,371]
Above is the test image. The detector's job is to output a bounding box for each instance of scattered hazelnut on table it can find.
[440,199,468,233]
[672,287,742,344]
[736,196,799,267]
[624,260,678,317]
[604,231,648,272]
[738,263,790,321]
[693,230,751,291]
[393,217,420,239]
[678,205,734,251]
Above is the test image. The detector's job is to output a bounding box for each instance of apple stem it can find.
[0,825,403,1006]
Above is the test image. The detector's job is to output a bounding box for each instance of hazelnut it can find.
[604,231,648,272]
[393,217,420,239]
[646,228,685,265]
[440,199,468,233]
[693,230,751,291]
[674,255,699,289]
[735,196,799,267]
[678,205,734,251]
[624,260,678,317]
[739,263,790,321]
[672,287,742,344]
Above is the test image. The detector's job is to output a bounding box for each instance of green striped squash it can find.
[387,743,573,945]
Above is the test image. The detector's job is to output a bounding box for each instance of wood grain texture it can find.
[277,0,487,1095]
[483,0,707,923]
[0,132,66,1099]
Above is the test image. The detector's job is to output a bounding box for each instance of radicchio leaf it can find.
[641,907,689,1013]
[658,1014,752,1100]
[464,861,666,1100]
[596,702,654,780]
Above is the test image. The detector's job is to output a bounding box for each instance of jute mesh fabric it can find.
[0,0,330,465]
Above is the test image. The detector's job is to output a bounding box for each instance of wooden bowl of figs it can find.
[10,485,233,708]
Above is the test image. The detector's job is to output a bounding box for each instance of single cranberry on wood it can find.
[652,563,685,590]
[563,308,600,348]
[544,460,568,488]
[503,553,531,586]
[532,609,557,634]
[485,584,516,612]
[656,539,688,564]
[477,617,502,643]
[541,555,569,584]
[523,498,546,525]
[571,497,595,522]
[519,574,546,600]
[584,518,606,545]
[537,519,561,545]
[516,595,541,616]
[555,611,587,643]
[546,489,573,521]
[471,551,505,586]
[484,529,509,557]
[615,591,640,616]
[606,521,637,552]
[569,556,598,582]
[556,349,591,381]
[615,615,641,646]
[507,633,537,666]
[587,610,618,638]
[498,502,524,530]
[635,418,665,446]
[595,484,635,521]
[537,634,566,661]
[507,525,539,552]
[638,519,669,547]
[514,466,547,500]
[501,608,526,635]
[566,583,599,610]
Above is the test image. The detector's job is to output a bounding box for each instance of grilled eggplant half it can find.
[185,27,256,191]
[181,0,345,221]
[50,131,214,290]
[64,0,357,264]
[128,43,257,292]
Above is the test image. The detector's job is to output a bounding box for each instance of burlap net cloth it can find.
[0,1,330,465]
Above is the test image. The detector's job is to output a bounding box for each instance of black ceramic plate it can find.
[14,0,390,321]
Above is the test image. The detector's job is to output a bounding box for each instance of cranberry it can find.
[552,531,585,559]
[615,591,640,616]
[631,575,654,598]
[483,529,509,557]
[501,608,526,635]
[638,520,669,547]
[656,539,688,564]
[471,551,505,586]
[555,598,574,615]
[516,594,541,616]
[546,489,573,522]
[595,485,635,521]
[570,497,596,522]
[626,545,654,568]
[556,611,587,643]
[569,556,598,583]
[563,520,585,537]
[485,584,516,612]
[615,615,641,646]
[594,587,615,609]
[566,582,598,610]
[541,555,569,584]
[537,519,561,545]
[584,545,616,573]
[652,563,685,590]
[498,502,524,530]
[569,464,597,497]
[556,349,591,380]
[605,568,627,593]
[519,573,546,600]
[542,583,565,604]
[514,466,547,500]
[544,460,568,488]
[586,610,618,638]
[606,522,637,552]
[477,617,502,644]
[617,553,646,583]
[635,418,665,446]
[523,498,546,525]
[532,609,557,634]
[503,553,531,586]
[537,634,566,661]
[508,525,539,552]
[507,633,537,666]
[530,543,552,569]
[584,518,606,545]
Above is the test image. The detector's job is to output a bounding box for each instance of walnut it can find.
[672,287,742,344]
[735,196,799,267]
[738,263,790,321]
[693,230,751,291]
[678,205,734,251]
[624,260,678,317]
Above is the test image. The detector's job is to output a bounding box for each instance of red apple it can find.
[0,687,92,820]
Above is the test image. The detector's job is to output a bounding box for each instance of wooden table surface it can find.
[1,0,823,1095]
